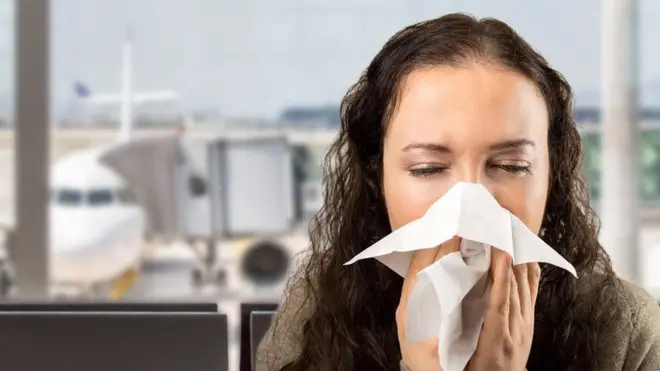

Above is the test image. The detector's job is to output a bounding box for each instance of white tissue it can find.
[344,182,577,371]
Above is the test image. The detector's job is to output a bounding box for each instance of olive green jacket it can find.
[256,276,660,371]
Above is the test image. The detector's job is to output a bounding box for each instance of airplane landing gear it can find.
[190,239,228,288]
[191,266,226,287]
[0,258,14,298]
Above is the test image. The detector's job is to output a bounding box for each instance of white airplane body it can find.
[48,146,146,286]
[53,30,179,292]
[0,29,181,294]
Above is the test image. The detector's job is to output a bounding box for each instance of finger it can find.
[486,249,512,330]
[402,236,459,302]
[434,236,461,262]
[405,248,438,285]
[404,338,442,371]
[513,264,531,321]
[527,263,541,312]
[397,248,443,352]
[399,248,439,313]
[509,266,522,338]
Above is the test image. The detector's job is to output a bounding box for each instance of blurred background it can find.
[0,0,657,369]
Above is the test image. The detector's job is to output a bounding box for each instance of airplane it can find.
[0,31,331,300]
[0,29,181,298]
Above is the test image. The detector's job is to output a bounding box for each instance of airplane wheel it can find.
[215,270,227,286]
[241,240,290,285]
[191,268,204,286]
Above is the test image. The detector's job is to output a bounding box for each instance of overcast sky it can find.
[2,0,660,119]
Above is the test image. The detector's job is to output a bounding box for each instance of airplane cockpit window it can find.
[87,189,114,206]
[53,189,83,206]
[117,188,138,205]
[188,174,207,197]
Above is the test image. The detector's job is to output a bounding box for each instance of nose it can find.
[453,161,497,195]
[454,158,483,183]
[456,166,480,184]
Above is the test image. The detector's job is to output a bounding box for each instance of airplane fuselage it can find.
[49,146,146,288]
[49,198,144,286]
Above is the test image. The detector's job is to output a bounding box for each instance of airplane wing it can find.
[74,81,122,105]
[74,82,178,105]
[133,91,179,104]
[81,93,122,105]
[78,92,179,105]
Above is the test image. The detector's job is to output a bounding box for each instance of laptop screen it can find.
[250,311,276,370]
[0,312,229,371]
[239,303,278,371]
[0,301,219,312]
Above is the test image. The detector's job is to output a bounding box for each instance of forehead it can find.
[386,64,549,146]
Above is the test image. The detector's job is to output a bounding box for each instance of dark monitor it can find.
[240,303,278,371]
[0,311,229,371]
[250,311,276,370]
[0,301,219,312]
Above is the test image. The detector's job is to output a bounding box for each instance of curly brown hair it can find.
[280,13,619,371]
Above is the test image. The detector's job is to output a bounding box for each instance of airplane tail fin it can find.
[74,26,179,143]
[118,26,134,142]
[74,81,91,99]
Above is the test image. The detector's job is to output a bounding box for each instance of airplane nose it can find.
[49,210,137,253]
[51,227,106,253]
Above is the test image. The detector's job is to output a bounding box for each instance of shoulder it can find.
[255,268,314,371]
[619,280,660,368]
[592,278,660,369]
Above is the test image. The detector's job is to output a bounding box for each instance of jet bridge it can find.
[100,136,185,241]
[191,134,296,286]
[99,134,297,288]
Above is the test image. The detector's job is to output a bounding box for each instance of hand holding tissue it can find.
[344,182,578,371]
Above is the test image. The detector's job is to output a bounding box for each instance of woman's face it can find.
[382,63,550,235]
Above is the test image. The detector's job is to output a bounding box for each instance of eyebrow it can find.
[402,139,535,153]
[488,139,536,152]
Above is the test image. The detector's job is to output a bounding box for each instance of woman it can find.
[256,13,660,371]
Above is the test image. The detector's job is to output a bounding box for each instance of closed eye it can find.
[408,164,531,178]
[492,164,532,175]
[409,166,446,178]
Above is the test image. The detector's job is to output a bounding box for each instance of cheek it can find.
[383,165,452,230]
[493,160,550,234]
[495,184,548,235]
[384,188,433,231]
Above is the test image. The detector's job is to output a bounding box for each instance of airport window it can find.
[581,130,660,203]
[87,189,114,206]
[54,189,83,206]
[303,182,321,201]
[642,131,660,201]
[293,145,327,182]
[581,132,601,201]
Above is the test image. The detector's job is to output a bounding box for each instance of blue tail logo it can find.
[74,81,91,98]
